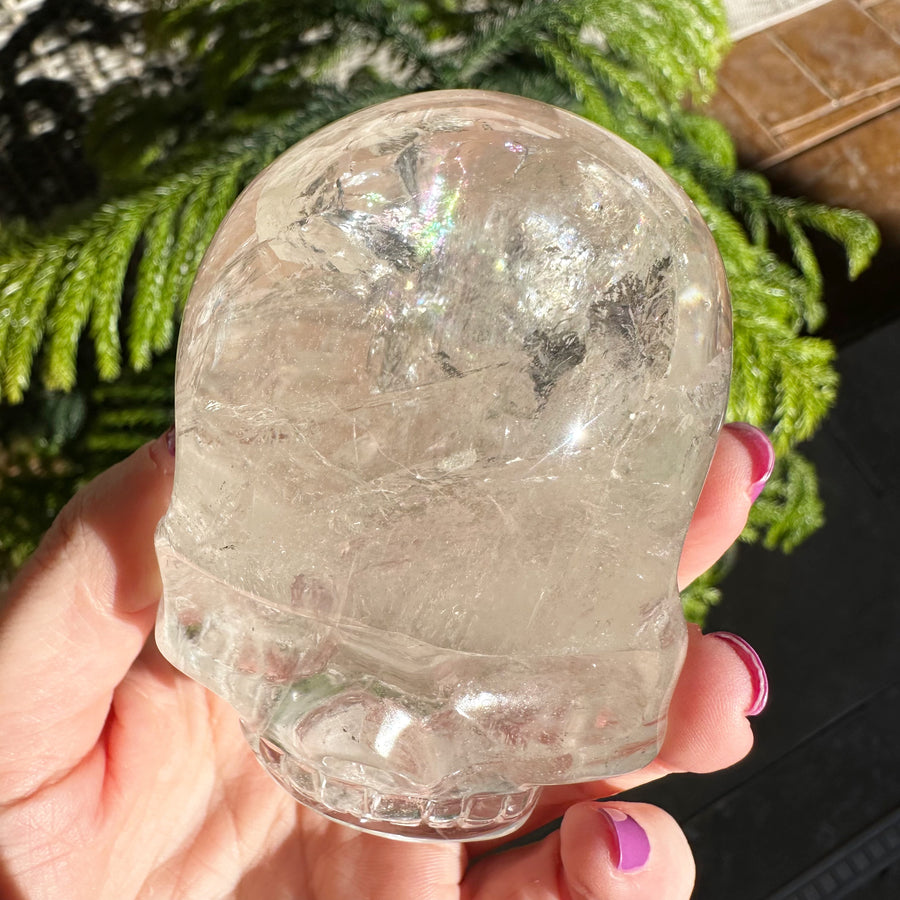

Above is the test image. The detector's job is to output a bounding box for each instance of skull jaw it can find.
[246,726,545,842]
[239,660,668,842]
[155,531,682,841]
[242,726,661,842]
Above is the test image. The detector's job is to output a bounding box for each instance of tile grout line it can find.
[769,79,900,135]
[858,0,900,48]
[768,32,839,101]
[711,82,784,154]
[757,92,900,168]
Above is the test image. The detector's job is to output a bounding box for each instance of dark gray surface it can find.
[628,313,900,898]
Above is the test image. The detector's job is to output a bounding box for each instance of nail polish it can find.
[710,631,769,716]
[724,422,775,501]
[598,807,651,872]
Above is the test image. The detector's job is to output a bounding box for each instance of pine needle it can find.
[130,199,182,370]
[2,241,76,402]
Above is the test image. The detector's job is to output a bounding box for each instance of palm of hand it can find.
[0,427,768,899]
[13,640,460,899]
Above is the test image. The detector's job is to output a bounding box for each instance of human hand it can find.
[0,422,773,899]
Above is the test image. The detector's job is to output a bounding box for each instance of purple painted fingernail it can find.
[164,424,176,456]
[710,632,769,716]
[597,807,651,872]
[723,422,775,501]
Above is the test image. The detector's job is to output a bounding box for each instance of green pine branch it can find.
[745,452,825,551]
[0,0,883,605]
[0,152,251,401]
[1,95,409,401]
[680,547,738,625]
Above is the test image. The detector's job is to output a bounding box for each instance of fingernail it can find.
[164,424,176,456]
[597,807,651,873]
[724,422,775,501]
[710,632,769,716]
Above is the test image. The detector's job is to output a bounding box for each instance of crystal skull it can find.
[155,90,732,841]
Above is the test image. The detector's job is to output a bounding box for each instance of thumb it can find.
[0,430,175,803]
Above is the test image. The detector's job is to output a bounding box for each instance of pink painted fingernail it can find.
[164,424,176,456]
[710,632,769,716]
[723,422,775,501]
[597,807,651,872]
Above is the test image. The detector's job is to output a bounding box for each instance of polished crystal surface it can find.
[155,90,732,841]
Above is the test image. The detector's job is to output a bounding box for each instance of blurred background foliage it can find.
[0,0,880,617]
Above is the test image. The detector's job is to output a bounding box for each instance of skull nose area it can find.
[271,684,449,793]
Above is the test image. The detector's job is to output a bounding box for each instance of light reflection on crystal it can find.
[373,706,413,758]
[455,690,500,718]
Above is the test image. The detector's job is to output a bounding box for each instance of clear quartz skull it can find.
[155,90,731,842]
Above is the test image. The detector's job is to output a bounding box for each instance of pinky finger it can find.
[462,801,693,900]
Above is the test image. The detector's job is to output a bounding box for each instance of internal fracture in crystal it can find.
[155,90,732,841]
